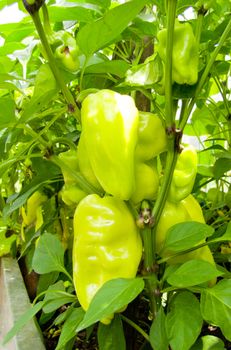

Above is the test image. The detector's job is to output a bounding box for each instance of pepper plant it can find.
[1,0,231,349]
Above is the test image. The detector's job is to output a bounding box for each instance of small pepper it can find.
[157,19,199,85]
[167,145,198,203]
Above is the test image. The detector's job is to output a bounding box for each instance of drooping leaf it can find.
[56,307,85,350]
[97,315,126,350]
[76,278,144,332]
[166,291,203,350]
[150,307,169,350]
[3,301,45,345]
[200,279,231,341]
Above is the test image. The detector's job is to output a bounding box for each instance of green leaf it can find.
[0,96,16,126]
[150,307,169,350]
[42,281,76,314]
[161,222,214,254]
[213,158,231,180]
[200,279,231,341]
[3,301,45,345]
[166,291,203,350]
[56,307,85,350]
[0,226,16,257]
[76,278,144,332]
[49,4,98,22]
[97,315,126,350]
[20,64,58,122]
[167,260,223,288]
[77,0,148,56]
[190,335,225,350]
[210,221,231,243]
[85,60,130,78]
[32,233,65,274]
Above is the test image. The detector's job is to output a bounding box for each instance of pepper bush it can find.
[0,0,231,349]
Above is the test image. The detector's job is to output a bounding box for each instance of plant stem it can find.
[121,315,150,342]
[151,0,178,257]
[140,227,157,316]
[164,0,177,127]
[179,17,231,131]
[31,11,81,122]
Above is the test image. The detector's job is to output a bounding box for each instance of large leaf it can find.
[167,260,223,288]
[161,221,214,254]
[166,291,203,350]
[32,233,66,275]
[150,307,169,350]
[76,278,144,332]
[48,3,99,22]
[200,279,231,341]
[85,60,130,78]
[97,315,126,350]
[56,307,85,350]
[77,0,148,56]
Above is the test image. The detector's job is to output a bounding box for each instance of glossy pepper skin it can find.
[80,90,139,200]
[167,145,198,203]
[135,112,167,161]
[131,112,167,203]
[155,194,216,285]
[157,20,199,85]
[73,194,142,324]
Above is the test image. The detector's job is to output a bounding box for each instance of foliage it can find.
[0,0,231,349]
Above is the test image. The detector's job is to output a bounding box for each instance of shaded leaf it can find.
[150,307,168,350]
[97,315,126,350]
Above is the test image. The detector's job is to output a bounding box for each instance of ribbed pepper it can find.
[80,89,139,200]
[157,20,199,85]
[167,145,198,203]
[73,194,142,324]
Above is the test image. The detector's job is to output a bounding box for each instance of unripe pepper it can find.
[51,31,80,72]
[73,194,142,324]
[135,112,167,161]
[80,89,139,200]
[58,149,87,206]
[157,20,199,85]
[167,145,197,203]
[21,191,47,235]
[155,194,216,285]
[77,133,103,192]
[131,160,159,204]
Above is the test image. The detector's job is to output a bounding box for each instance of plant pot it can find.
[0,256,46,350]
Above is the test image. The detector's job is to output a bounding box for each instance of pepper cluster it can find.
[55,89,216,323]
